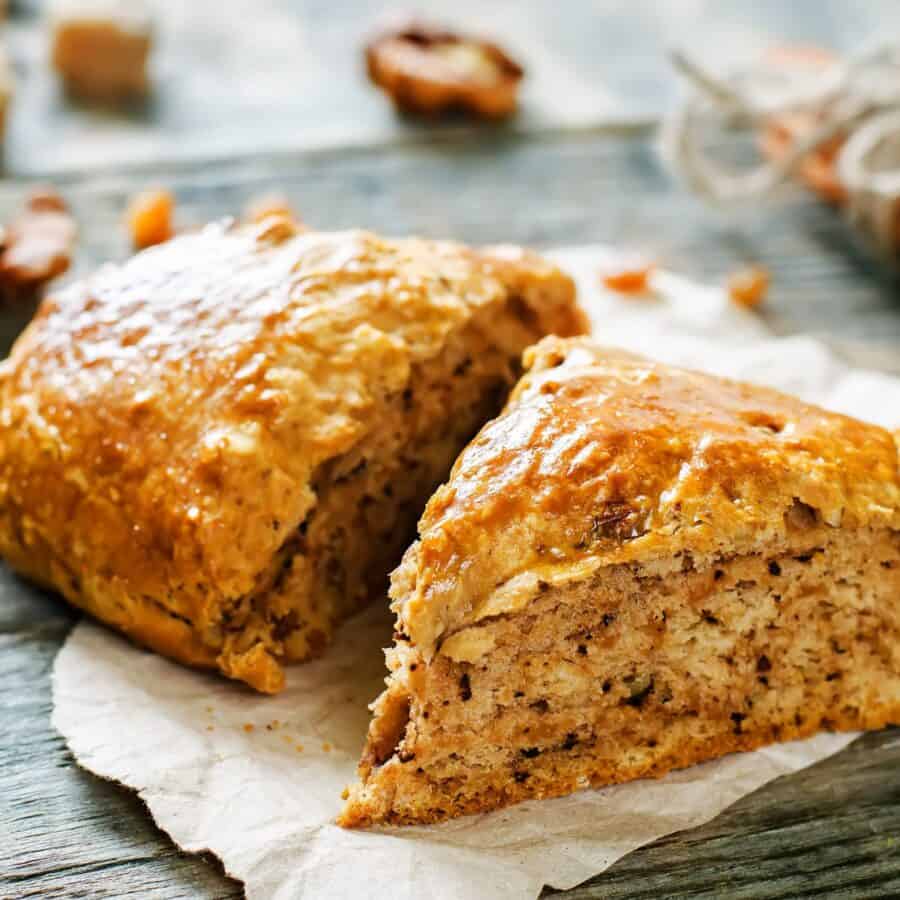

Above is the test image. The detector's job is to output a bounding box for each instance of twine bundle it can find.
[663,41,900,254]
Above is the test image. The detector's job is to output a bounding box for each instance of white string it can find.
[662,41,900,251]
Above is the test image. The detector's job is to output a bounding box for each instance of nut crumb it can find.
[0,188,77,303]
[127,188,174,250]
[365,21,523,119]
[599,257,655,295]
[728,266,770,309]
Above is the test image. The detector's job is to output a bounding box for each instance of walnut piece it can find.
[126,188,173,250]
[50,0,153,102]
[0,188,77,304]
[365,22,524,119]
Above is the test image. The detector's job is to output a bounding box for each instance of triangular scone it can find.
[0,221,586,692]
[340,336,900,826]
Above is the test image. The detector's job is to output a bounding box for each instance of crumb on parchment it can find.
[728,266,770,309]
[599,256,656,295]
[127,188,174,250]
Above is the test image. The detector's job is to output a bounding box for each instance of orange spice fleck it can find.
[599,257,655,295]
[728,266,770,309]
[321,742,331,753]
[281,734,293,744]
[295,744,304,753]
[127,188,174,250]
[243,723,255,733]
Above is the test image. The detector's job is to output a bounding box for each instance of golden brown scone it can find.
[0,222,586,692]
[365,22,524,119]
[341,337,900,826]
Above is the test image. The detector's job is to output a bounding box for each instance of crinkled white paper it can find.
[52,248,900,899]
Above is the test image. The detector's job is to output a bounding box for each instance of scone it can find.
[0,220,586,692]
[340,336,900,826]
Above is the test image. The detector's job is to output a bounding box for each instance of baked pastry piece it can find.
[340,336,900,826]
[0,220,585,692]
[50,0,153,102]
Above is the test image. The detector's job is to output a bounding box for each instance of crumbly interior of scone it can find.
[212,321,519,679]
[341,524,900,825]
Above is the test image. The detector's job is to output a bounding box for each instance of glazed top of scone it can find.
[396,336,900,658]
[0,220,583,613]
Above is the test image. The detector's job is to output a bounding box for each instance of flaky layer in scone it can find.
[0,220,586,692]
[340,337,900,826]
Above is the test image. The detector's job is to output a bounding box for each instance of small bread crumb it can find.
[206,725,214,732]
[127,188,174,250]
[728,266,770,309]
[599,257,655,295]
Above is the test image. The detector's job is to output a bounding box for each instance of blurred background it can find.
[1,0,899,355]
[5,0,900,173]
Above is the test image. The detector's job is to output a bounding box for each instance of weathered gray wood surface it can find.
[2,1,900,898]
[7,0,900,177]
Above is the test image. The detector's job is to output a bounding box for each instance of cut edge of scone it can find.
[339,336,900,826]
[0,225,586,693]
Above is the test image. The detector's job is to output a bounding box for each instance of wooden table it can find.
[3,2,900,898]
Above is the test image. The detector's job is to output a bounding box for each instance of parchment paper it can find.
[52,248,900,899]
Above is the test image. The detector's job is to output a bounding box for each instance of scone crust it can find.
[398,337,900,657]
[0,222,584,688]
